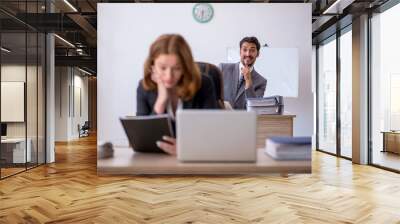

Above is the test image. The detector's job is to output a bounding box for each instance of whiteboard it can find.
[227,47,299,97]
[1,82,25,122]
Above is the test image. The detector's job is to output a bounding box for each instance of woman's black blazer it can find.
[136,75,218,116]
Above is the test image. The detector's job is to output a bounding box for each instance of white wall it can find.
[72,73,89,138]
[98,3,313,145]
[55,67,69,141]
[55,67,89,141]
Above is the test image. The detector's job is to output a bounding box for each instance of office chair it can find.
[79,121,90,138]
[196,62,225,109]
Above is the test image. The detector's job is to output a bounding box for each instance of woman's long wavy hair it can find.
[142,34,201,101]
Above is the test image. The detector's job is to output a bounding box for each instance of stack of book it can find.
[246,96,284,115]
[265,136,311,160]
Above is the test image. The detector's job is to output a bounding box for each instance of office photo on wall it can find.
[97,3,313,175]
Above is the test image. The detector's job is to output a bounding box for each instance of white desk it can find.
[1,138,31,163]
[98,114,302,175]
[98,147,311,175]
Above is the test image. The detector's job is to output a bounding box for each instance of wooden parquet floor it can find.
[1,167,26,178]
[1,134,400,224]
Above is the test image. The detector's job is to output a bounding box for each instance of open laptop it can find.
[176,110,257,162]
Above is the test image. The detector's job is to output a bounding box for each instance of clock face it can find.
[192,3,214,23]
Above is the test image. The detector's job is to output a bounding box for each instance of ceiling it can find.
[0,0,391,75]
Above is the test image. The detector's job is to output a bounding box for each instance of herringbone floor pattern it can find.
[1,134,400,223]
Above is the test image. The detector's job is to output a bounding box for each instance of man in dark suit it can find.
[219,36,267,109]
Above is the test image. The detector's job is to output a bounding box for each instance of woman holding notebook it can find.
[136,34,218,154]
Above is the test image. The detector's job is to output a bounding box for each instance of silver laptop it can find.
[176,110,257,162]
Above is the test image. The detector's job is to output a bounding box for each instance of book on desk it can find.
[265,136,311,160]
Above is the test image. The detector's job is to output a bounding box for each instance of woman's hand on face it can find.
[152,67,169,114]
[152,68,168,100]
[156,136,176,155]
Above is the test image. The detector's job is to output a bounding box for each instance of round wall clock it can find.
[192,3,214,23]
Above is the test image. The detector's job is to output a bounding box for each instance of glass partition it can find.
[27,30,38,169]
[1,31,28,177]
[339,28,352,158]
[38,32,45,165]
[370,3,400,171]
[317,36,337,155]
[0,1,46,179]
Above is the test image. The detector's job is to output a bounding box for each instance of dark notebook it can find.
[120,114,174,153]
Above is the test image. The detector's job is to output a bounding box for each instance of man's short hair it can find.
[239,36,261,52]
